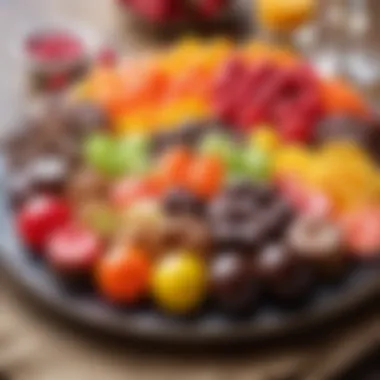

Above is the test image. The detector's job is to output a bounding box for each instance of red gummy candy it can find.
[17,195,71,250]
[46,224,103,272]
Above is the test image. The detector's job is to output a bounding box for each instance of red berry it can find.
[213,56,246,96]
[238,61,278,99]
[279,113,312,142]
[46,224,103,273]
[17,195,71,250]
[236,103,267,129]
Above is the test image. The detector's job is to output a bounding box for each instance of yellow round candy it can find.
[274,145,312,178]
[319,141,367,164]
[251,126,282,153]
[152,252,207,314]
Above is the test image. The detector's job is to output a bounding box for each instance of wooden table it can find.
[0,1,379,379]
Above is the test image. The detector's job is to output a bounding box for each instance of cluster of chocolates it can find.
[4,39,380,319]
[4,100,107,206]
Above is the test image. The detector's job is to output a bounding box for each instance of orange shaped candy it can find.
[154,147,193,190]
[96,246,152,304]
[188,155,225,199]
[321,78,369,117]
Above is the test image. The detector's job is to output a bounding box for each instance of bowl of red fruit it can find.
[1,38,379,345]
[116,0,241,33]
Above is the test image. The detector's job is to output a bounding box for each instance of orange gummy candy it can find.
[321,78,369,117]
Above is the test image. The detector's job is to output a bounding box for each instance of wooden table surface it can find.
[0,1,379,380]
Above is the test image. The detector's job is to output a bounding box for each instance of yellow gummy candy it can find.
[275,145,313,178]
[251,126,282,153]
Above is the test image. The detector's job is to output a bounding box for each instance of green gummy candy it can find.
[243,148,273,181]
[117,133,150,175]
[85,133,129,176]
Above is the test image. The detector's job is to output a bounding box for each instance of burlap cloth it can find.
[0,1,378,379]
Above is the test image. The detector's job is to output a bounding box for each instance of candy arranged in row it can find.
[9,121,379,317]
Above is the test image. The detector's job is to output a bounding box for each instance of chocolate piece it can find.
[28,155,70,194]
[162,188,204,217]
[255,243,315,304]
[221,179,258,201]
[64,102,108,137]
[66,168,109,205]
[2,122,39,170]
[209,182,295,253]
[177,120,219,148]
[314,115,380,164]
[254,243,293,280]
[151,120,221,155]
[211,220,264,251]
[160,215,211,255]
[286,216,345,276]
[210,252,260,315]
[261,199,294,241]
[208,196,255,224]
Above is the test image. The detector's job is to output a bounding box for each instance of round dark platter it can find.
[0,161,379,345]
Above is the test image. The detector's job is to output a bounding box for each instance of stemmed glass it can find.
[296,0,347,77]
[344,0,380,90]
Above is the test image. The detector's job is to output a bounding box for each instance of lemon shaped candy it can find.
[152,251,207,314]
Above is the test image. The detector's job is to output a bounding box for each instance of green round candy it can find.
[199,133,234,161]
[227,148,246,177]
[243,148,273,181]
[84,134,125,176]
[117,133,150,175]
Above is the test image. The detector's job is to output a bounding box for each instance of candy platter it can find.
[1,38,379,344]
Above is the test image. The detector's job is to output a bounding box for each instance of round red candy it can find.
[46,224,103,273]
[341,208,380,258]
[17,195,70,250]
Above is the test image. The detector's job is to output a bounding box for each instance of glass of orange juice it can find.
[256,0,316,46]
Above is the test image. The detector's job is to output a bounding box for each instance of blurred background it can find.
[0,1,379,379]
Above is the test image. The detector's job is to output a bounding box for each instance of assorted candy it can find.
[5,38,380,319]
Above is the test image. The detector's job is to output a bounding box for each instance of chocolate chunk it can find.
[65,102,108,137]
[66,168,109,205]
[208,196,255,224]
[254,243,293,280]
[162,188,204,217]
[255,243,315,304]
[210,252,260,315]
[28,155,70,194]
[286,216,346,277]
[314,114,380,164]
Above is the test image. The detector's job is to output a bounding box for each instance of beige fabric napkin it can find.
[0,274,378,380]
